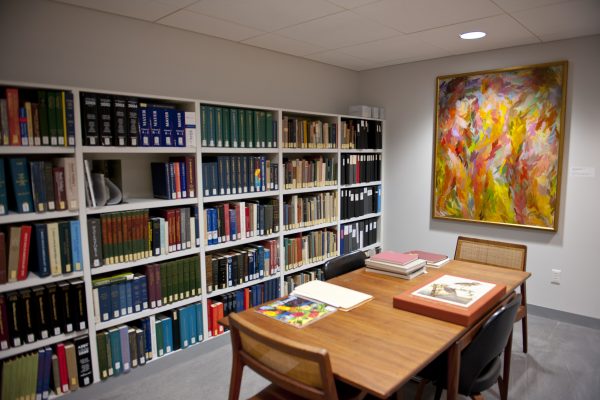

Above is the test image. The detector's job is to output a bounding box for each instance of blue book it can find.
[229,208,237,241]
[108,328,122,376]
[141,318,152,360]
[208,208,216,245]
[202,162,210,196]
[174,110,185,147]
[264,248,271,275]
[150,162,171,200]
[260,156,266,191]
[64,92,76,146]
[42,346,53,399]
[131,275,142,313]
[187,305,197,345]
[124,279,133,315]
[69,220,82,272]
[136,274,148,310]
[226,255,233,287]
[194,302,204,342]
[178,306,189,349]
[31,223,51,277]
[19,106,29,145]
[119,325,131,373]
[36,348,46,399]
[97,283,112,322]
[248,249,256,280]
[149,107,162,147]
[163,316,173,353]
[8,157,33,213]
[110,282,121,319]
[161,108,174,147]
[138,106,151,146]
[0,160,7,215]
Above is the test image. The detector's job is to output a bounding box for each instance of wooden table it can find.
[225,260,530,399]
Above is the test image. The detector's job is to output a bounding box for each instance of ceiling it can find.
[53,0,600,71]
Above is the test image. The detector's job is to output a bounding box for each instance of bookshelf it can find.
[0,81,384,395]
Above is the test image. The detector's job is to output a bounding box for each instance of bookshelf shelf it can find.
[206,274,280,299]
[0,209,79,225]
[0,146,75,155]
[283,221,338,236]
[90,247,201,276]
[282,185,338,195]
[340,212,382,224]
[341,181,382,189]
[205,232,280,252]
[340,148,383,154]
[95,296,202,331]
[200,147,279,154]
[202,190,279,203]
[283,254,338,276]
[0,271,85,294]
[82,146,197,154]
[281,148,338,154]
[86,197,198,215]
[0,330,89,361]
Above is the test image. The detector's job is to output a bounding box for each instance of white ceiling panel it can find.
[490,0,571,13]
[511,0,600,41]
[186,0,343,32]
[327,0,382,9]
[339,34,451,63]
[353,0,503,33]
[158,9,264,41]
[242,33,326,56]
[305,50,377,70]
[411,14,540,55]
[54,0,196,21]
[276,10,398,50]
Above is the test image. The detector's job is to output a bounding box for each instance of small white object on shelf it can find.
[348,105,372,118]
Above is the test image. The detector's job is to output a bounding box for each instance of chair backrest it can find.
[459,294,521,394]
[455,236,527,272]
[229,313,339,400]
[323,251,366,280]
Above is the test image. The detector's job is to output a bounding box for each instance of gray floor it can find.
[69,312,600,400]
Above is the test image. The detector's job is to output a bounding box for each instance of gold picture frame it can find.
[431,61,568,231]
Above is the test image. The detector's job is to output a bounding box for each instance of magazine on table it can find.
[255,295,336,328]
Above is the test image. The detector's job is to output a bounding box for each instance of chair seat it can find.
[249,380,366,400]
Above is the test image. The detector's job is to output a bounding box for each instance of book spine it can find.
[126,97,139,146]
[98,95,113,146]
[112,96,128,146]
[64,91,76,146]
[6,88,21,145]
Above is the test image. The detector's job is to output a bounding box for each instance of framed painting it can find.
[432,61,568,231]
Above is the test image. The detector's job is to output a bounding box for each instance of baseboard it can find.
[528,304,600,330]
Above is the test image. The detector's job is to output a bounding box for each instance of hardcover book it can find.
[370,250,418,266]
[393,275,507,326]
[256,295,336,328]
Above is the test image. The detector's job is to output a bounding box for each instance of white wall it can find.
[359,35,600,319]
[0,0,358,114]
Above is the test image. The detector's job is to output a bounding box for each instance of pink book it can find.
[406,250,448,263]
[371,251,418,266]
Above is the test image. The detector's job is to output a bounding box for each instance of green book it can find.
[55,91,65,146]
[222,107,230,147]
[215,106,222,147]
[155,318,164,357]
[230,108,238,148]
[37,90,50,145]
[58,221,72,273]
[266,112,274,147]
[238,108,246,148]
[160,263,168,305]
[200,105,209,147]
[178,258,186,300]
[46,91,57,145]
[245,109,254,148]
[108,328,122,376]
[257,110,266,148]
[96,332,109,380]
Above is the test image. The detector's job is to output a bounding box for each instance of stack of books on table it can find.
[365,251,426,280]
[405,250,449,268]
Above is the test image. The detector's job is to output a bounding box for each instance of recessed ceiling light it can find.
[459,31,487,40]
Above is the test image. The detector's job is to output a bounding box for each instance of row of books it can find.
[87,206,200,268]
[341,154,382,185]
[0,220,82,284]
[341,119,383,149]
[204,200,279,246]
[202,155,278,197]
[150,156,197,200]
[340,218,379,255]
[209,279,280,333]
[200,105,277,148]
[81,93,196,147]
[205,239,279,292]
[282,116,336,149]
[1,88,75,147]
[283,229,338,270]
[0,157,77,215]
[0,280,87,350]
[0,336,92,400]
[283,192,337,230]
[283,156,337,189]
[340,185,381,220]
[283,267,324,296]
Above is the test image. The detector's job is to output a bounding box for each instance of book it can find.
[0,159,7,215]
[365,258,426,275]
[393,275,507,326]
[370,250,418,266]
[7,157,33,213]
[291,280,372,311]
[64,342,79,391]
[17,225,32,280]
[74,336,93,387]
[365,266,426,280]
[405,250,450,268]
[255,295,336,328]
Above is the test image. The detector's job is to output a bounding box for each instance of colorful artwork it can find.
[432,62,567,230]
[255,295,336,328]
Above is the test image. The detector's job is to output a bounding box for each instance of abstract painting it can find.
[432,62,567,231]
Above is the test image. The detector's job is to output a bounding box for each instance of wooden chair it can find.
[415,294,521,400]
[454,236,528,353]
[228,312,368,400]
[323,251,366,280]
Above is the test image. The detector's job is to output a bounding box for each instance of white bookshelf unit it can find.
[0,81,384,394]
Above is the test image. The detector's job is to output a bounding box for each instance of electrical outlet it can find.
[551,269,561,285]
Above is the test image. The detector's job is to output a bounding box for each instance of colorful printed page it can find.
[255,295,337,328]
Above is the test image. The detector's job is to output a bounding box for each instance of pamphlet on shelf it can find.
[255,295,336,328]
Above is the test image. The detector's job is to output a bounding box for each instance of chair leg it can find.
[433,384,443,400]
[414,379,429,400]
[522,315,528,353]
[499,330,514,400]
[228,356,244,400]
[470,394,484,400]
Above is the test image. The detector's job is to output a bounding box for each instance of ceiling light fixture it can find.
[459,31,486,40]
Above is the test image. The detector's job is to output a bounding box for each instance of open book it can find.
[292,280,373,311]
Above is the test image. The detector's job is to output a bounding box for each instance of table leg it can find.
[446,343,460,400]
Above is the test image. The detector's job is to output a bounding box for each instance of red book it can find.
[56,342,70,393]
[235,203,241,240]
[17,225,31,280]
[371,250,418,266]
[245,206,250,236]
[406,250,448,263]
[206,299,213,337]
[211,301,220,336]
[186,156,196,198]
[0,294,9,350]
[5,88,20,145]
[217,302,224,334]
[244,288,250,310]
[172,162,181,199]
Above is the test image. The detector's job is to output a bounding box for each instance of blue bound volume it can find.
[70,220,82,271]
[137,106,151,146]
[175,110,185,147]
[31,223,51,277]
[8,157,33,213]
[161,108,173,147]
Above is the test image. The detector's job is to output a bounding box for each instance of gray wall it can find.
[0,0,359,114]
[359,35,600,319]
